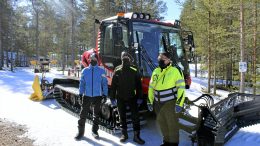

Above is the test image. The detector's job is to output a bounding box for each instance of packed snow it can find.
[0,66,260,146]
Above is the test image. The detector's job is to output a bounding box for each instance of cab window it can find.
[100,23,129,70]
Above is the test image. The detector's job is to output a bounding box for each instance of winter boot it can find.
[92,131,99,139]
[170,142,179,146]
[74,126,85,140]
[160,142,178,146]
[120,130,128,142]
[160,140,168,146]
[133,131,145,145]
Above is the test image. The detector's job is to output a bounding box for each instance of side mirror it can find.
[95,19,100,24]
[188,46,195,63]
[182,31,195,63]
[187,34,193,46]
[112,26,123,43]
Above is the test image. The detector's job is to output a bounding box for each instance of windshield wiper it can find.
[135,31,157,72]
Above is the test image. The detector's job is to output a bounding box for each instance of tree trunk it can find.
[140,0,143,12]
[16,50,19,67]
[62,30,66,75]
[230,48,233,86]
[213,60,216,95]
[5,50,10,68]
[226,63,230,87]
[239,0,245,93]
[36,11,39,60]
[32,0,40,60]
[10,51,13,71]
[0,1,2,70]
[252,0,257,95]
[207,10,211,93]
[92,0,96,48]
[195,54,197,77]
[10,2,14,72]
[71,0,75,66]
[125,0,128,12]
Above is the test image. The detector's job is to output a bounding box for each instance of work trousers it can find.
[117,98,140,131]
[154,100,179,143]
[78,96,102,132]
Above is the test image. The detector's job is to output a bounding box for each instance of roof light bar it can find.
[131,12,151,20]
[132,13,138,19]
[117,12,125,17]
[145,14,151,20]
[139,13,145,19]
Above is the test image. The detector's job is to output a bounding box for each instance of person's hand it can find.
[110,98,117,106]
[185,97,194,105]
[78,94,83,105]
[137,99,143,106]
[147,103,153,112]
[175,105,183,113]
[102,95,107,103]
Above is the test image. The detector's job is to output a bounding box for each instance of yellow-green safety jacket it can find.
[148,64,186,107]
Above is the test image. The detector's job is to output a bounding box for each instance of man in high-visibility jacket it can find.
[148,52,186,146]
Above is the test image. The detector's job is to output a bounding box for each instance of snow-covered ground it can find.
[0,66,260,146]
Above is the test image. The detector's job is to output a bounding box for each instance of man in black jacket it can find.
[110,51,145,145]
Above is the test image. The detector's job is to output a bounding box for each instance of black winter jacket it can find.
[110,64,143,100]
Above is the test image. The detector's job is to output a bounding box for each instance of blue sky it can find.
[162,0,182,20]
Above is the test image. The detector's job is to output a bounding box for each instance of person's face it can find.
[91,57,97,62]
[158,54,170,64]
[89,54,97,63]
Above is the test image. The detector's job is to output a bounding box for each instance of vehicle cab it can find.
[94,12,194,93]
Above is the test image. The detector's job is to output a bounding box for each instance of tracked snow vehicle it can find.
[51,12,194,133]
[50,12,260,145]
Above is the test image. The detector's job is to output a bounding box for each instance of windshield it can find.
[132,21,186,76]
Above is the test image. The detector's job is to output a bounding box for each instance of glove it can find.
[110,98,117,106]
[102,95,107,103]
[175,105,183,113]
[185,97,194,105]
[137,99,143,106]
[147,103,153,112]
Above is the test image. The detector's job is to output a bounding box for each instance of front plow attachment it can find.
[181,93,260,146]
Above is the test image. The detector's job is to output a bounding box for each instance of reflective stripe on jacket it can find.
[79,65,108,97]
[148,64,186,107]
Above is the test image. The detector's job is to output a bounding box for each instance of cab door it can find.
[99,22,129,70]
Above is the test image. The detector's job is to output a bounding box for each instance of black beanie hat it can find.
[159,49,171,58]
[121,51,130,60]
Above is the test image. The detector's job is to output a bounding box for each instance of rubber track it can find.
[53,86,118,134]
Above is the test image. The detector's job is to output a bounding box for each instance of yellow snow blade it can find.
[51,60,57,65]
[29,75,43,101]
[30,60,37,66]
